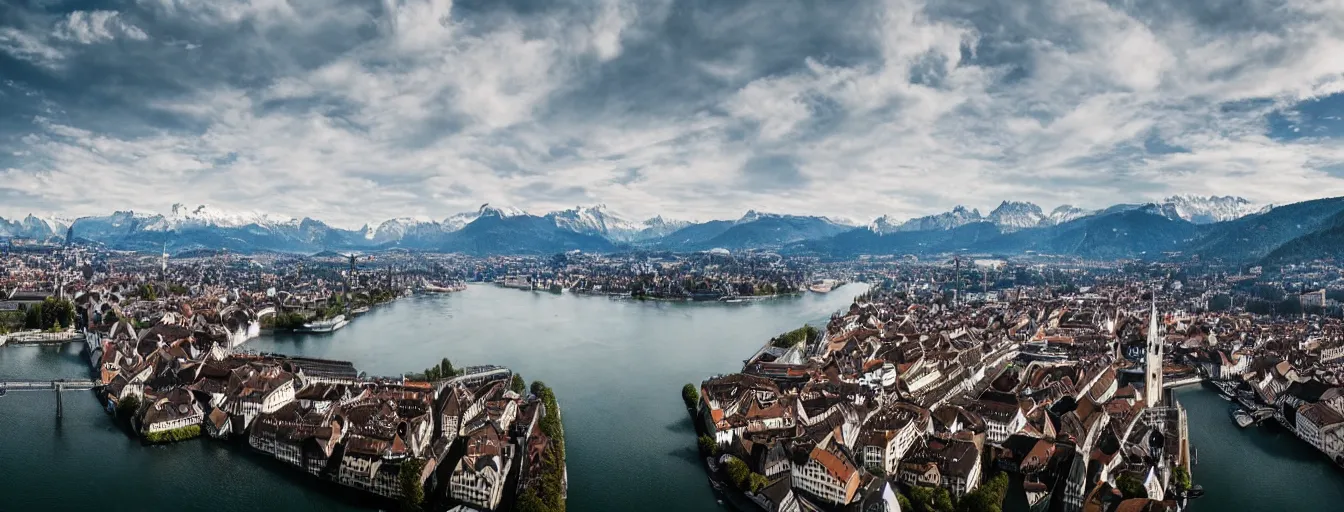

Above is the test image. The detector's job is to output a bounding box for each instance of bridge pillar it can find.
[55,382,63,419]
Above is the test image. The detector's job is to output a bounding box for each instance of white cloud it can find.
[4,0,1344,227]
[0,27,64,67]
[53,10,149,44]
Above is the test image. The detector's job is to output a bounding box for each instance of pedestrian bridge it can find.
[2,379,99,391]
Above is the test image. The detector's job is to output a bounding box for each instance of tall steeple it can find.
[1145,294,1163,407]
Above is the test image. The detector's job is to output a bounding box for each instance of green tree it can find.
[746,473,770,493]
[398,458,426,512]
[516,489,548,512]
[512,374,528,395]
[959,473,1009,512]
[724,456,751,489]
[682,383,700,412]
[1117,472,1146,499]
[116,395,141,420]
[771,324,818,348]
[908,486,955,512]
[23,302,42,329]
[1172,466,1191,493]
[421,357,457,380]
[698,435,720,456]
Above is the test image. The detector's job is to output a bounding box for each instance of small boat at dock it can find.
[1232,408,1254,428]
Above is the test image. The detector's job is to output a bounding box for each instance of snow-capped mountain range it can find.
[357,203,691,245]
[867,196,1268,234]
[0,214,71,239]
[1161,195,1270,224]
[545,204,689,242]
[143,203,299,232]
[0,195,1281,256]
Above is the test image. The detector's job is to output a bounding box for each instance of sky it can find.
[2,0,1344,228]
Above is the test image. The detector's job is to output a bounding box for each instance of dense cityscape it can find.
[0,244,566,512]
[3,229,1344,511]
[685,261,1344,512]
[6,0,1344,509]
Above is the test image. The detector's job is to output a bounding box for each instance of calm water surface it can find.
[1176,387,1344,512]
[4,286,1341,512]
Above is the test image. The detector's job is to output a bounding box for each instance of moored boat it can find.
[1232,408,1254,428]
[298,315,349,333]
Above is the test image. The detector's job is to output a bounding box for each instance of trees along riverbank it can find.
[517,381,567,512]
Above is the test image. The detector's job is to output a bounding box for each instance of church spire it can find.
[1145,293,1163,407]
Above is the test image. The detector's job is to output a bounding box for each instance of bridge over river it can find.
[2,379,98,391]
[1,379,100,419]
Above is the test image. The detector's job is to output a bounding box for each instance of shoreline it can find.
[494,281,850,304]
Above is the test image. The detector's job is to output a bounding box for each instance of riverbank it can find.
[1175,386,1344,511]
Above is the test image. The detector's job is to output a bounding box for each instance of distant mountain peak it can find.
[868,214,902,234]
[477,203,526,218]
[1041,204,1097,226]
[738,210,777,223]
[987,201,1045,232]
[149,203,296,231]
[892,205,984,232]
[547,204,643,242]
[1159,195,1267,224]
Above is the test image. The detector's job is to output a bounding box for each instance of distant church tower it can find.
[1145,296,1163,407]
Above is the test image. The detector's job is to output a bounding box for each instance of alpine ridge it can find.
[5,196,1333,263]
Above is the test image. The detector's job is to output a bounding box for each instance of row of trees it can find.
[517,381,566,512]
[898,472,1008,512]
[0,311,23,334]
[770,324,819,348]
[23,297,76,331]
[956,473,1009,512]
[263,312,309,330]
[418,358,457,381]
[144,425,201,443]
[723,455,770,493]
[903,485,954,512]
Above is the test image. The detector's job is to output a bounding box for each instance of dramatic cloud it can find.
[53,10,148,44]
[2,0,1344,227]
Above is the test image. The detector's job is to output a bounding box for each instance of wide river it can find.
[0,284,863,511]
[2,284,1341,511]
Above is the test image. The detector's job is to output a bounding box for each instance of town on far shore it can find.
[0,243,565,512]
[687,261,1344,512]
